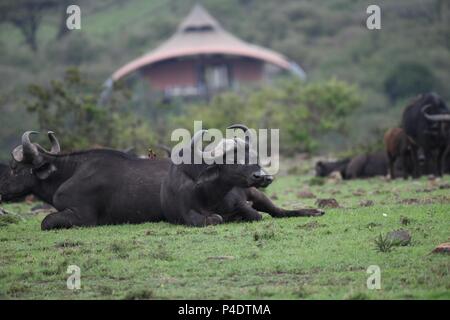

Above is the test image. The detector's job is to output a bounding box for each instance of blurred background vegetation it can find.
[0,0,449,160]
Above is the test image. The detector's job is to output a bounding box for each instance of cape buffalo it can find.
[384,128,418,179]
[0,163,8,203]
[402,93,450,176]
[345,151,388,179]
[0,163,8,178]
[161,125,324,227]
[315,158,350,178]
[0,131,170,230]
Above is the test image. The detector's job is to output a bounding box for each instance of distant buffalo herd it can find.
[316,93,450,180]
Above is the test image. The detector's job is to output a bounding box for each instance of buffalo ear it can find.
[196,166,220,186]
[33,163,57,180]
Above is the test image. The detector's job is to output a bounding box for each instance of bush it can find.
[173,78,361,154]
[25,68,156,153]
[384,62,436,102]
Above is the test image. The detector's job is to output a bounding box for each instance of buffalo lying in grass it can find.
[345,151,389,179]
[315,158,350,179]
[161,125,324,226]
[0,131,169,230]
[316,151,390,180]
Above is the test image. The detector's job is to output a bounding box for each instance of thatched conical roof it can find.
[112,4,297,81]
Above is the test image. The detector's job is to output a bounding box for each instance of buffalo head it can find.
[0,131,60,202]
[191,124,274,189]
[422,98,450,144]
[420,93,450,126]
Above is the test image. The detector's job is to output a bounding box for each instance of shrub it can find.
[25,68,156,153]
[384,62,436,102]
[173,78,361,154]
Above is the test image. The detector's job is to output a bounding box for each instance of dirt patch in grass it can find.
[316,198,340,208]
[296,221,326,230]
[400,216,413,225]
[55,240,83,248]
[398,198,421,205]
[123,289,154,300]
[359,200,374,207]
[297,189,316,199]
[353,189,366,196]
[207,256,235,261]
[398,196,450,205]
[366,222,382,230]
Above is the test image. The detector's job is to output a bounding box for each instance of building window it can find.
[204,65,230,90]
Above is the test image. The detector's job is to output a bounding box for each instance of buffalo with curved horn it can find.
[161,124,324,227]
[402,93,450,177]
[0,131,170,229]
[12,131,61,163]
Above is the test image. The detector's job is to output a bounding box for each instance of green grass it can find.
[0,174,449,300]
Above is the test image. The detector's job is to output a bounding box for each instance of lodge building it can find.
[107,4,304,100]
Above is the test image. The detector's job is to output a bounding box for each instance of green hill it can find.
[0,0,449,159]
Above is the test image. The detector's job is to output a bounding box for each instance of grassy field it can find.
[0,174,449,300]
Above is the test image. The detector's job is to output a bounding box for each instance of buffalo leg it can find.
[401,154,410,179]
[437,147,446,177]
[246,188,324,218]
[442,146,450,174]
[41,208,97,230]
[184,210,223,227]
[388,154,396,179]
[411,146,421,178]
[226,204,262,222]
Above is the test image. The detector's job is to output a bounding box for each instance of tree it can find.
[0,0,62,51]
[173,78,361,153]
[25,68,156,153]
[384,62,436,103]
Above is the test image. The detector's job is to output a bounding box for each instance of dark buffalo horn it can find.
[21,131,40,161]
[227,124,249,132]
[227,124,251,147]
[421,104,432,114]
[47,131,61,154]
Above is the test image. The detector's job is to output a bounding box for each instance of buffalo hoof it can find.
[41,217,54,231]
[205,214,223,226]
[249,212,263,221]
